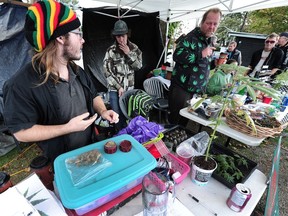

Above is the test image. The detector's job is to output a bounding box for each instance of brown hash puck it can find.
[119,140,132,152]
[104,141,117,154]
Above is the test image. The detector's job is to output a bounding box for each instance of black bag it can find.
[94,117,116,141]
[128,90,153,118]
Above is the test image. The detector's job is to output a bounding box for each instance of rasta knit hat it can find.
[25,0,80,52]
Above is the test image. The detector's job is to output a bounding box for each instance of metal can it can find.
[226,183,252,212]
[282,95,288,106]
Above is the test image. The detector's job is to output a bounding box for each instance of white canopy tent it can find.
[78,0,288,23]
[77,0,288,63]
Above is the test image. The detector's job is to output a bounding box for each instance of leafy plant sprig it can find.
[193,63,282,162]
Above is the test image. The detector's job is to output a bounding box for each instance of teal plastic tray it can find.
[54,134,157,209]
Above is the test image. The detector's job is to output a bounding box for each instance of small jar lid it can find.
[119,140,132,152]
[30,156,50,169]
[0,172,10,186]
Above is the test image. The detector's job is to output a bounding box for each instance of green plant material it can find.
[191,97,206,110]
[232,169,244,180]
[246,85,257,101]
[213,153,248,184]
[222,172,235,183]
[203,63,285,162]
[236,155,249,169]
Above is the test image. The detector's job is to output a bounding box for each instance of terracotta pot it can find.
[191,155,217,186]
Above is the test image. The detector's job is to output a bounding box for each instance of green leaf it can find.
[191,97,206,110]
[246,85,256,101]
[252,85,281,101]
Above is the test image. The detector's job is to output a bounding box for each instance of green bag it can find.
[128,90,153,118]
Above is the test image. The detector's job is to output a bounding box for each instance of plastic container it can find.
[74,175,143,215]
[176,144,194,165]
[54,134,156,215]
[164,153,190,184]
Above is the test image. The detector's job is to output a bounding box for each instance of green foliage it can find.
[246,7,288,34]
[204,64,283,161]
[213,153,247,184]
[216,12,249,45]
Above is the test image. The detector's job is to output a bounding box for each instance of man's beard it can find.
[63,42,81,61]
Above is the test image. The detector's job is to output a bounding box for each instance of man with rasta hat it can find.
[3,0,119,162]
[103,19,142,130]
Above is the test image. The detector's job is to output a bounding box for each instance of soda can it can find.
[226,183,252,212]
[282,95,288,106]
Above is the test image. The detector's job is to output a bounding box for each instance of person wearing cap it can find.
[3,0,119,162]
[103,19,142,130]
[247,33,284,78]
[276,32,288,71]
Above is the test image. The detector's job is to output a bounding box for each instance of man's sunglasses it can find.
[265,40,276,44]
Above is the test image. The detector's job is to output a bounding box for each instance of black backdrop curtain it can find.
[82,8,164,92]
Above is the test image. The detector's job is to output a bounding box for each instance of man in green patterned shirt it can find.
[168,8,222,125]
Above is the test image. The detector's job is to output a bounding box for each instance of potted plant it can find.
[190,63,282,186]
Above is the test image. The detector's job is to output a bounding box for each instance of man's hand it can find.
[118,42,130,55]
[118,87,124,97]
[101,110,119,124]
[202,46,216,58]
[67,112,97,132]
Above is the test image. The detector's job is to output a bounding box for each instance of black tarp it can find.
[82,8,164,92]
[0,4,32,155]
[0,3,32,120]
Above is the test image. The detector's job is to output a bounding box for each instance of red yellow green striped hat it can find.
[25,0,80,52]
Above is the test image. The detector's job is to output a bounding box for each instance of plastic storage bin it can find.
[74,176,143,215]
[54,135,157,215]
[165,153,190,184]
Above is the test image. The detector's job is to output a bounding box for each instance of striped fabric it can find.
[25,0,80,52]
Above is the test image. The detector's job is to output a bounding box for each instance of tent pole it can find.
[164,21,170,63]
[156,35,170,68]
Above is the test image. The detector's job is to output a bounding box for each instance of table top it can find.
[180,107,265,147]
[111,169,267,216]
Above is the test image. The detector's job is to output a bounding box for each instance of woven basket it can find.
[225,109,284,138]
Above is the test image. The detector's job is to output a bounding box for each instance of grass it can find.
[0,142,42,185]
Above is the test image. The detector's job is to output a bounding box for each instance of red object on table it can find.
[66,184,142,216]
[262,96,272,104]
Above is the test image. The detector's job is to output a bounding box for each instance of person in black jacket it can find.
[247,33,284,78]
[226,41,242,66]
[3,0,119,162]
[277,32,288,71]
[168,8,222,125]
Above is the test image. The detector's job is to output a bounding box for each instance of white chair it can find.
[143,77,169,123]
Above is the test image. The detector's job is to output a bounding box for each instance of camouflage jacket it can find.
[172,27,211,94]
[103,40,142,91]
